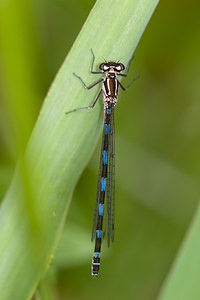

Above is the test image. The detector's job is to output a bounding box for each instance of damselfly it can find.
[66,50,136,277]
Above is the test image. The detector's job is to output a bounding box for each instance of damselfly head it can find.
[99,62,125,73]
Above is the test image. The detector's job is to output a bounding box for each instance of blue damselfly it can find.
[66,50,136,277]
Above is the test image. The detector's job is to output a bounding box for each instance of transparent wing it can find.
[91,104,115,247]
[91,128,105,242]
[106,105,115,246]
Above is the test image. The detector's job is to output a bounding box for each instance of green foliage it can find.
[0,0,159,299]
[1,0,200,300]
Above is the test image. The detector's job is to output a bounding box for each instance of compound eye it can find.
[99,63,109,71]
[103,65,109,71]
[115,65,122,71]
[119,63,125,71]
[99,63,104,70]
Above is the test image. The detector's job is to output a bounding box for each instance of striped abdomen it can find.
[91,104,112,277]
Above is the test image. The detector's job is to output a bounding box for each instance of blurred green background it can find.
[0,0,200,299]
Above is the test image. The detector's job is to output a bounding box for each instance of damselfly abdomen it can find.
[66,50,136,277]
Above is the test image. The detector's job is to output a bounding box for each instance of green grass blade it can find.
[0,0,159,299]
[158,203,200,300]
